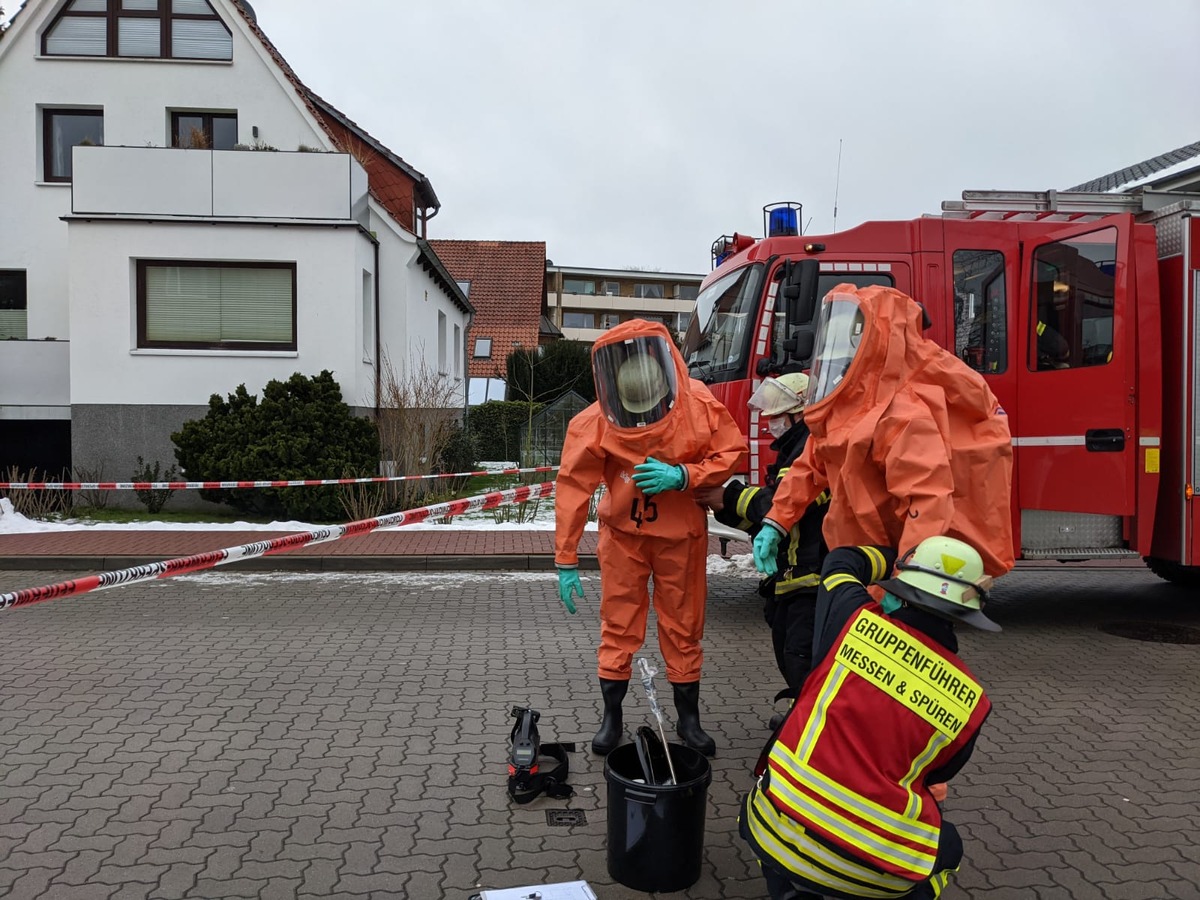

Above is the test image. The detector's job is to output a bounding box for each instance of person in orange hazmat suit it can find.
[555,319,747,758]
[751,284,1014,581]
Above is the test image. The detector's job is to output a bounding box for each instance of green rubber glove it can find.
[557,566,583,614]
[753,527,782,576]
[631,457,685,495]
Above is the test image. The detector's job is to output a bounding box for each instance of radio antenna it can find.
[832,138,843,233]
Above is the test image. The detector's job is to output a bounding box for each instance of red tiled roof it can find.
[428,240,547,379]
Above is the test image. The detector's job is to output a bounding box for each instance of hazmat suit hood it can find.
[802,285,926,427]
[780,284,1014,576]
[590,319,690,438]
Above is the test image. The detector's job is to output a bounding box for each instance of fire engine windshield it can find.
[682,263,764,383]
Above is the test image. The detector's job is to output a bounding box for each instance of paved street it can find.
[1,564,1198,899]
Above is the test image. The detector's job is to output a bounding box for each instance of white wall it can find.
[370,202,469,410]
[66,219,369,406]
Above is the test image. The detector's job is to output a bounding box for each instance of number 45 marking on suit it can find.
[630,497,659,527]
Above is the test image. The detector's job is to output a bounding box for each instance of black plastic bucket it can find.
[604,741,713,892]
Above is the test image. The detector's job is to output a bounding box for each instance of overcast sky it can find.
[7,1,1199,273]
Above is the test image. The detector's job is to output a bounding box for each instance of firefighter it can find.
[751,284,1014,581]
[741,535,998,900]
[697,372,829,726]
[554,319,747,758]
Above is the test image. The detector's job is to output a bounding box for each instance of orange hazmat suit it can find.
[761,284,1014,577]
[555,319,748,682]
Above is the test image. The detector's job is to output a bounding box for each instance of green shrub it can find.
[466,401,541,462]
[132,456,178,515]
[432,423,479,496]
[172,371,379,522]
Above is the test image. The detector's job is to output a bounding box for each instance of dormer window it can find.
[43,0,233,61]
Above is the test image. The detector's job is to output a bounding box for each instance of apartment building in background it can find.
[545,265,702,345]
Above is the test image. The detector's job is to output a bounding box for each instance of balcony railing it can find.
[71,146,369,225]
[0,338,69,408]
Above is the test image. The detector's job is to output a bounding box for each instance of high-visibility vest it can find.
[752,605,990,883]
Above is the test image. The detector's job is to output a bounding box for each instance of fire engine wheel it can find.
[1143,557,1200,589]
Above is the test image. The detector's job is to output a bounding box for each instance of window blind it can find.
[144,265,292,345]
[118,17,161,56]
[171,19,232,59]
[45,17,107,55]
[0,311,27,341]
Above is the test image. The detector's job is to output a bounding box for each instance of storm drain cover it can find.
[546,809,587,827]
[1100,621,1200,644]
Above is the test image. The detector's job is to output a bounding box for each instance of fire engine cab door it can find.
[1014,217,1134,550]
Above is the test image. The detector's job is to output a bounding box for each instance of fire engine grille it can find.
[1021,547,1140,559]
[1021,511,1124,552]
[1100,621,1200,645]
[546,809,587,827]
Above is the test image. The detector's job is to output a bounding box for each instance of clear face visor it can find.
[748,377,805,418]
[592,335,679,428]
[805,298,866,405]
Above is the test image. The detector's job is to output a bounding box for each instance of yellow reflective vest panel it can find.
[748,607,990,884]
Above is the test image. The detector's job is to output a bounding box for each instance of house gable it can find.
[0,0,439,239]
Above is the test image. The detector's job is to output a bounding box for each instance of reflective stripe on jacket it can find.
[742,787,922,898]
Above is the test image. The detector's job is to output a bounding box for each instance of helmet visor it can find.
[593,336,679,428]
[748,376,806,417]
[806,297,866,405]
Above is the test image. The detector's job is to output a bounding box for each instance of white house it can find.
[0,0,472,487]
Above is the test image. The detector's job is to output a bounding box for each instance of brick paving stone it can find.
[2,565,1198,898]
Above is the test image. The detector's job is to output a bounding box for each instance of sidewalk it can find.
[0,524,1145,577]
[0,527,612,573]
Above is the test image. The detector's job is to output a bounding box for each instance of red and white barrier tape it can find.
[0,466,559,492]
[0,480,556,612]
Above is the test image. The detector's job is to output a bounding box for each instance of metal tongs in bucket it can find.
[636,657,678,785]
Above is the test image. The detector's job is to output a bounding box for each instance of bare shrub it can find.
[340,352,463,519]
[491,497,541,525]
[587,484,605,523]
[339,474,388,523]
[180,125,209,149]
[72,463,112,510]
[2,466,72,520]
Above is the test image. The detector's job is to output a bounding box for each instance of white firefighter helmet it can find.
[877,535,1001,631]
[592,333,679,428]
[615,354,669,414]
[748,372,810,417]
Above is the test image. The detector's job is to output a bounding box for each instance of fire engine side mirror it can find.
[781,259,820,366]
[782,258,820,324]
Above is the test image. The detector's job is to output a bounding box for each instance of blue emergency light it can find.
[764,202,802,238]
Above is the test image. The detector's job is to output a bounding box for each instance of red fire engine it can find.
[683,193,1200,584]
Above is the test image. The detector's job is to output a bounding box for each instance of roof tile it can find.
[428,240,547,379]
[1066,139,1200,192]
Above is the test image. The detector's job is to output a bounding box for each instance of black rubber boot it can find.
[592,678,628,755]
[672,681,716,757]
